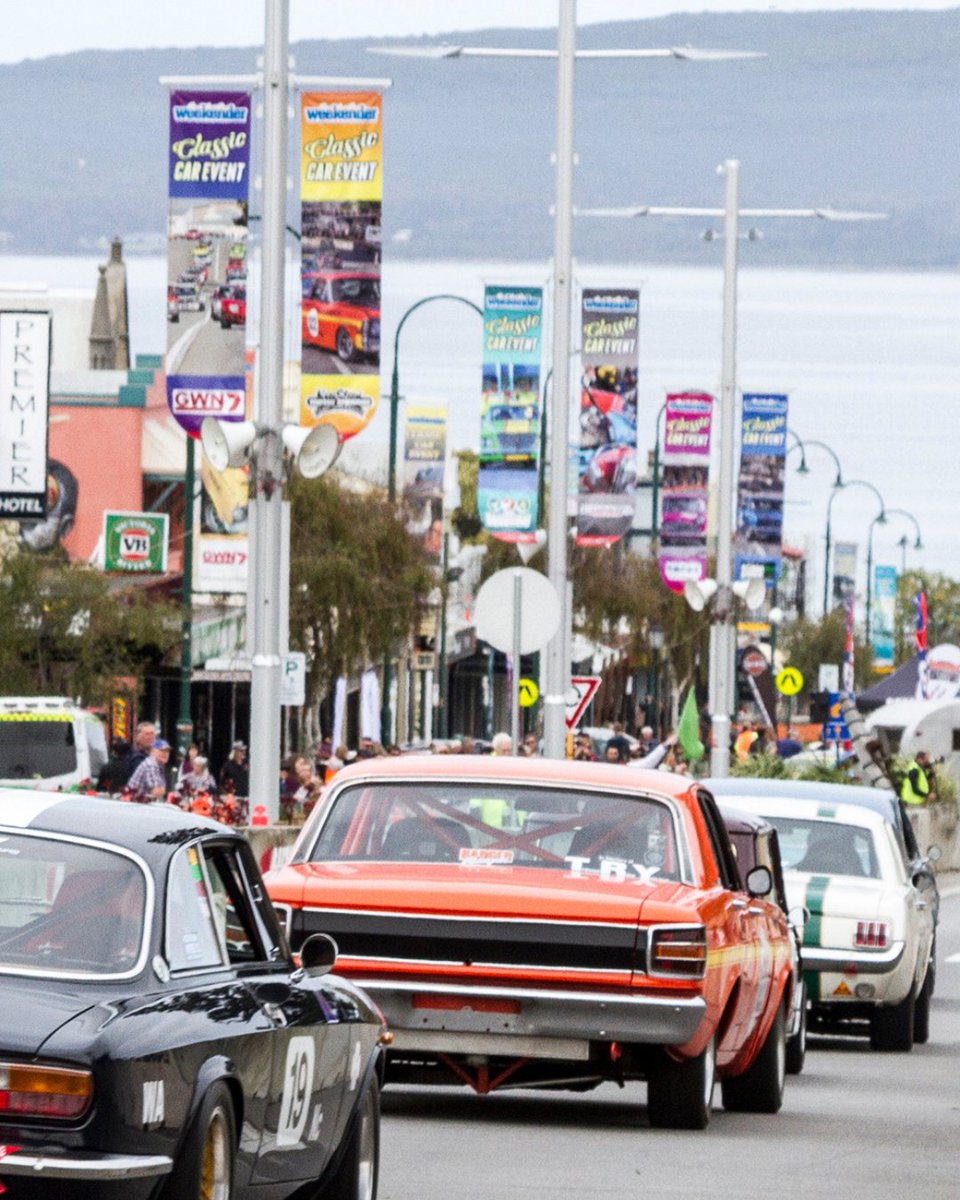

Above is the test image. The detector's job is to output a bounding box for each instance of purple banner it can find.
[658,392,713,593]
[169,92,251,199]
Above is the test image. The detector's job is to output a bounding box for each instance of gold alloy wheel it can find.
[199,1105,231,1200]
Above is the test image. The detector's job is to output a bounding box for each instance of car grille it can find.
[293,908,642,973]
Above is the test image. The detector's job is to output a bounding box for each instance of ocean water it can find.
[2,253,958,602]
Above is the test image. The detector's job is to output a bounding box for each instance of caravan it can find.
[866,697,960,783]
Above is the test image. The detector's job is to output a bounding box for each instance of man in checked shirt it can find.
[126,737,172,802]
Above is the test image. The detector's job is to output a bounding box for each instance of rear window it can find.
[0,718,79,780]
[0,833,148,977]
[304,781,688,882]
[762,816,879,879]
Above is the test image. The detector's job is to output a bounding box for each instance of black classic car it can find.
[0,791,385,1200]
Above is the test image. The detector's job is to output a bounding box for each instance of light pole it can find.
[649,621,665,739]
[824,479,886,615]
[382,293,483,743]
[650,400,667,548]
[577,166,884,777]
[369,13,765,764]
[866,507,922,644]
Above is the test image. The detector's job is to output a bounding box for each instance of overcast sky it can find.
[4,2,958,64]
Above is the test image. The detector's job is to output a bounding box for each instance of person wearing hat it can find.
[220,741,249,797]
[127,738,171,801]
[901,749,935,805]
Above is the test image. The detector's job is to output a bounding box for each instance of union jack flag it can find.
[914,590,929,699]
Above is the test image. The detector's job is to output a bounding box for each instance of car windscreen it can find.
[761,816,880,879]
[0,718,79,780]
[0,833,147,977]
[332,278,380,304]
[306,782,685,881]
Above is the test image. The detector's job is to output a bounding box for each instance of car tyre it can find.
[160,1080,236,1200]
[913,966,932,1045]
[321,1077,380,1200]
[721,1000,786,1113]
[870,983,915,1052]
[336,328,356,363]
[786,982,807,1075]
[647,1036,715,1130]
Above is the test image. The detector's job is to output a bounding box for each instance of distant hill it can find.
[2,9,958,267]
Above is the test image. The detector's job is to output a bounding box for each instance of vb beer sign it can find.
[103,512,169,573]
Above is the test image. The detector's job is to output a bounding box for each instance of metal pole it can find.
[438,530,450,738]
[650,401,665,547]
[248,0,288,823]
[708,159,740,779]
[543,0,577,760]
[866,520,875,648]
[176,435,195,761]
[512,572,522,753]
[824,496,834,616]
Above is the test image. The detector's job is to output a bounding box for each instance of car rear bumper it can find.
[0,1148,172,1181]
[802,941,904,975]
[358,977,706,1055]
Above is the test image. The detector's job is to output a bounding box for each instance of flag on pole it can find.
[677,687,705,763]
[914,590,929,699]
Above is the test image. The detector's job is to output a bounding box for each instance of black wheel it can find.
[160,1080,236,1200]
[721,1001,786,1113]
[870,984,916,1052]
[647,1036,715,1130]
[913,967,932,1045]
[786,982,808,1075]
[323,1077,379,1200]
[335,327,356,362]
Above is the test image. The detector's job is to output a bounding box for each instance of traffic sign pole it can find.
[512,573,522,752]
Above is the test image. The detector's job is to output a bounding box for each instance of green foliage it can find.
[779,608,872,692]
[730,754,789,779]
[792,761,861,785]
[0,549,181,706]
[287,474,435,703]
[895,570,960,660]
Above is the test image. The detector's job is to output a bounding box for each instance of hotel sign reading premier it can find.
[0,311,52,518]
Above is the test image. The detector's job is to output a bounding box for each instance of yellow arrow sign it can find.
[775,666,804,696]
[518,678,539,708]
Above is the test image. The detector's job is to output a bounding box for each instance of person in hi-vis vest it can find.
[901,749,934,805]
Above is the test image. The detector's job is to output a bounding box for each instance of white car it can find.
[708,792,934,1052]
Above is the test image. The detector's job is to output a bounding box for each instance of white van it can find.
[865,697,960,783]
[0,697,109,791]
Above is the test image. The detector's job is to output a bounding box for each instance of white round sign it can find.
[474,567,561,654]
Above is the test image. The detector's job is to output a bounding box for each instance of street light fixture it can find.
[865,507,923,645]
[824,478,886,615]
[369,5,766,765]
[578,163,885,776]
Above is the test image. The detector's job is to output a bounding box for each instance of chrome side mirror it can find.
[300,932,339,978]
[745,865,773,899]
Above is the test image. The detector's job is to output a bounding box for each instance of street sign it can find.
[518,678,539,708]
[280,652,306,706]
[775,666,804,696]
[474,567,561,654]
[741,648,769,678]
[565,676,601,730]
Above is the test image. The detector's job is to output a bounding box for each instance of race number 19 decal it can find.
[277,1036,316,1147]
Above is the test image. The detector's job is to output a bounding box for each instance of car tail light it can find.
[0,1063,92,1120]
[647,925,707,979]
[855,921,889,949]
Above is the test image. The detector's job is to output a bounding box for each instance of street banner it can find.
[914,590,929,699]
[166,91,251,438]
[403,401,447,561]
[478,285,543,540]
[299,92,382,443]
[0,311,51,519]
[576,287,639,547]
[842,593,856,696]
[658,392,713,593]
[103,511,169,573]
[833,541,858,603]
[734,392,788,584]
[195,460,249,593]
[871,564,897,671]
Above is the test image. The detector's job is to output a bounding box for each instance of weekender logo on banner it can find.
[658,392,713,593]
[167,91,250,438]
[299,92,382,443]
[403,401,447,562]
[735,393,789,584]
[478,286,542,541]
[872,564,897,671]
[576,288,639,547]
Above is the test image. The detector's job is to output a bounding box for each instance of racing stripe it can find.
[803,874,831,1003]
[0,793,68,829]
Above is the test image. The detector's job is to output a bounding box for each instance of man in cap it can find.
[127,738,171,801]
[220,741,250,797]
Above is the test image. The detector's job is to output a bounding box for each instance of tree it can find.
[287,474,435,746]
[0,549,181,705]
[778,607,871,694]
[895,570,960,660]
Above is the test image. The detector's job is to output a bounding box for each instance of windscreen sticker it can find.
[565,855,661,883]
[458,847,515,866]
